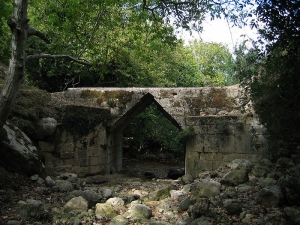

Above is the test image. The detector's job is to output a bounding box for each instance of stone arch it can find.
[106,93,182,173]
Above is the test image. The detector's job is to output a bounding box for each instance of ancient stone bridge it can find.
[40,85,268,177]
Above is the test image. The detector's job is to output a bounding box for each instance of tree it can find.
[0,0,13,63]
[236,0,300,151]
[0,0,89,130]
[187,40,235,86]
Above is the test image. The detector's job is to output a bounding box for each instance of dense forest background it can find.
[0,0,299,158]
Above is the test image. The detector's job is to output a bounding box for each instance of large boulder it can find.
[95,203,117,219]
[278,164,300,206]
[187,198,209,219]
[55,180,74,192]
[63,196,88,213]
[66,190,101,208]
[17,199,44,219]
[110,215,129,225]
[283,207,300,224]
[221,164,250,186]
[123,203,152,220]
[190,179,221,200]
[0,123,45,176]
[35,118,57,140]
[256,185,283,207]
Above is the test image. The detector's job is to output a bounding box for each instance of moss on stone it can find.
[80,90,102,99]
[209,89,233,108]
[147,185,173,201]
[160,90,172,98]
[0,83,52,139]
[80,90,133,107]
[186,88,234,110]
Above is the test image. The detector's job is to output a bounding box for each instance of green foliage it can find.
[0,0,13,64]
[25,0,185,90]
[22,0,243,91]
[123,103,186,155]
[233,41,261,82]
[235,0,300,150]
[186,40,236,86]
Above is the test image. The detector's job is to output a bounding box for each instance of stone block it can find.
[60,142,75,153]
[39,141,54,152]
[60,152,74,159]
[203,135,220,152]
[199,160,213,171]
[240,153,261,163]
[222,153,242,163]
[199,153,215,161]
[88,156,100,166]
[87,148,103,157]
[72,166,89,178]
[75,149,87,166]
[48,165,73,176]
[167,107,185,116]
[44,153,63,168]
[88,165,105,175]
[213,153,224,161]
[213,161,226,170]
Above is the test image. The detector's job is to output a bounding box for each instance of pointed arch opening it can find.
[107,93,185,178]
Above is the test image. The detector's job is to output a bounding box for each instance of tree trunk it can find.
[0,0,28,128]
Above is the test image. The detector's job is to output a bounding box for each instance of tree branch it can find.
[26,53,92,66]
[27,26,51,44]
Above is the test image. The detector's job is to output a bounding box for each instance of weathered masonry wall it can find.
[41,85,269,177]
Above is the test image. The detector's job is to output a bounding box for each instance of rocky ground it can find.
[0,157,300,225]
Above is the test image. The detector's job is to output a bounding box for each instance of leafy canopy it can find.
[24,0,238,90]
[234,0,300,150]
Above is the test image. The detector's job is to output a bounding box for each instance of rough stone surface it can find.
[45,176,56,187]
[283,207,300,224]
[221,164,249,186]
[1,157,299,225]
[44,86,268,177]
[63,196,88,212]
[109,215,129,225]
[187,198,209,219]
[55,180,74,192]
[85,175,107,184]
[223,199,242,215]
[0,123,45,176]
[35,117,57,140]
[106,197,125,207]
[278,164,300,206]
[124,203,152,220]
[95,203,117,219]
[181,174,194,184]
[256,185,283,207]
[67,190,101,208]
[17,199,43,219]
[191,179,221,199]
[190,217,212,225]
[228,159,252,170]
[180,196,192,211]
